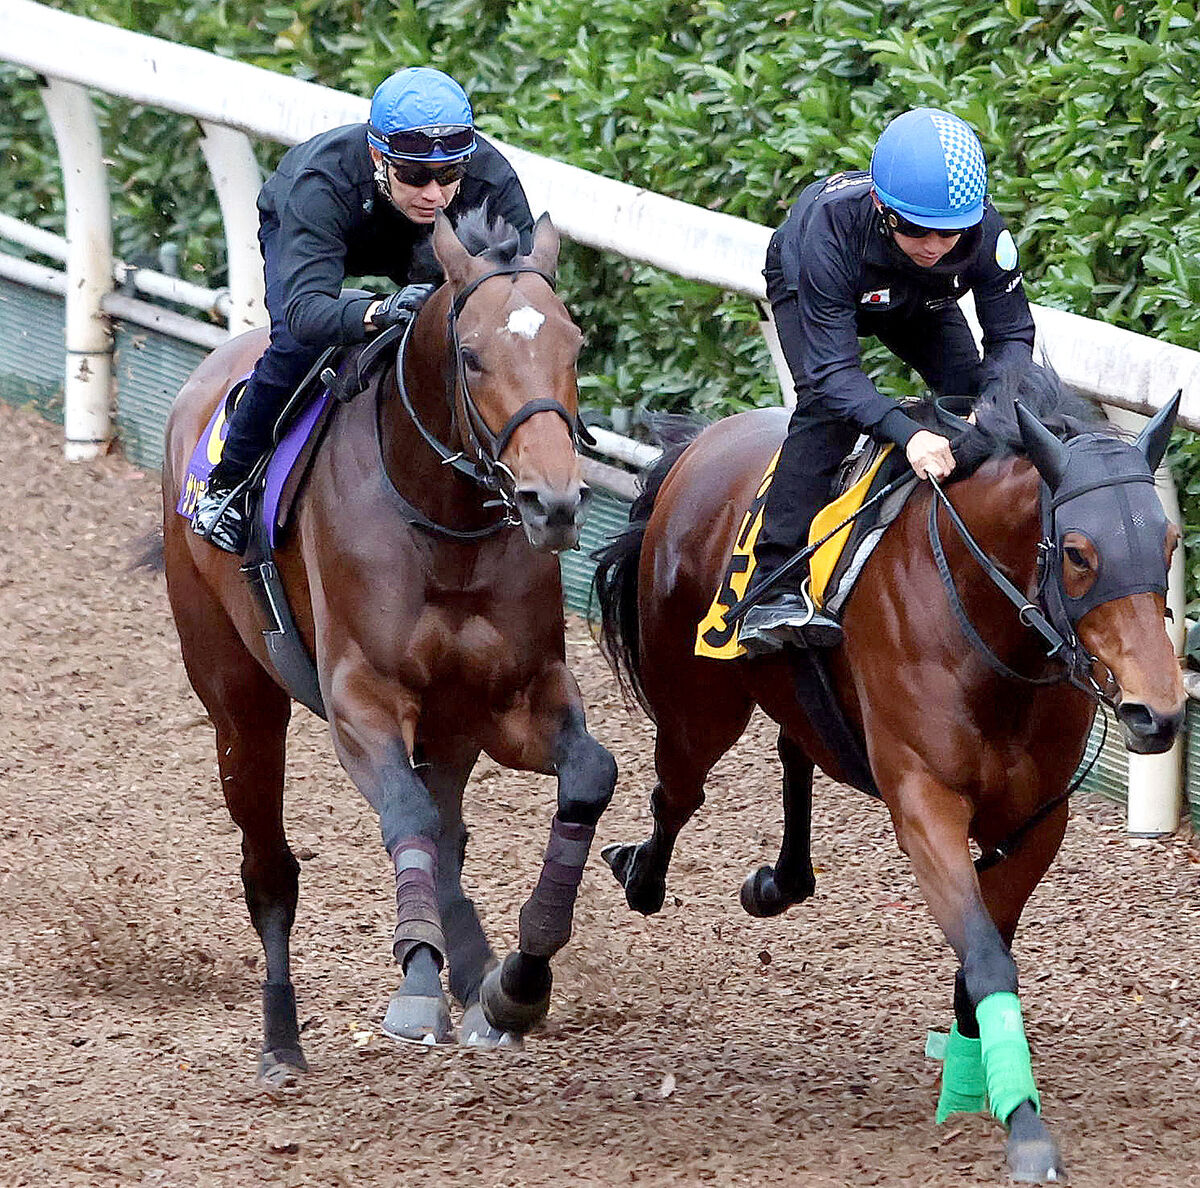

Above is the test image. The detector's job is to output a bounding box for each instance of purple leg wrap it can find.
[390,836,446,966]
[517,817,595,958]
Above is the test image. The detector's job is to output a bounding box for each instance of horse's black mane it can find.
[452,205,522,263]
[911,355,1118,478]
[411,204,522,280]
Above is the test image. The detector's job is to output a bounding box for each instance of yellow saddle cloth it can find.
[694,445,894,659]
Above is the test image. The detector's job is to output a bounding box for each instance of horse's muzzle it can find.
[515,482,592,553]
[1116,700,1185,754]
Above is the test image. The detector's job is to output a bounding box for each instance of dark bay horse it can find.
[593,361,1183,1182]
[161,210,615,1085]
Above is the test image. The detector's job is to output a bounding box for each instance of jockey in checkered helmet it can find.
[870,108,987,234]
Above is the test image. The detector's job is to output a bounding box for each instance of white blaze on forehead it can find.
[504,305,545,339]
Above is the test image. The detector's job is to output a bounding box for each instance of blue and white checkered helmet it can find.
[870,108,987,230]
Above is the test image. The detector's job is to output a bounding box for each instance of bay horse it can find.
[592,360,1183,1183]
[160,210,616,1085]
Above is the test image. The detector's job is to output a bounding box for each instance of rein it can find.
[927,476,1119,709]
[379,263,588,543]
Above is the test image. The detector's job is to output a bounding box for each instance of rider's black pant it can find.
[212,213,323,481]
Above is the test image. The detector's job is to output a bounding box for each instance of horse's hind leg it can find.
[603,690,754,916]
[165,557,300,1088]
[740,731,817,917]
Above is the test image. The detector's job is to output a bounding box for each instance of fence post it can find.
[199,122,266,335]
[1103,404,1186,835]
[40,77,113,460]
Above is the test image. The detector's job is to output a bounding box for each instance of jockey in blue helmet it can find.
[191,66,533,553]
[738,107,1034,654]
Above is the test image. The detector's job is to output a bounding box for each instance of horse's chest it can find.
[404,606,533,700]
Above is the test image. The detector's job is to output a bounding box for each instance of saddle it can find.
[177,324,410,719]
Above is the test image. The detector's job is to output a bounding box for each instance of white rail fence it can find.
[0,0,1195,832]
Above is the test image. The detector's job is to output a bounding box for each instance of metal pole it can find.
[199,122,266,334]
[40,77,113,460]
[757,301,795,409]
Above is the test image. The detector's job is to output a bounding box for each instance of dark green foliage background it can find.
[5,0,1200,597]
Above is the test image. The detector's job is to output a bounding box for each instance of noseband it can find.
[383,264,591,541]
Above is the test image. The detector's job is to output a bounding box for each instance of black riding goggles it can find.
[883,207,966,240]
[371,122,476,160]
[388,158,470,188]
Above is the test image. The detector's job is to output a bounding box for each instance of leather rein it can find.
[379,264,593,542]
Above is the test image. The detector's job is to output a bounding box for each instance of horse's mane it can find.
[452,205,523,263]
[411,203,522,280]
[941,356,1117,478]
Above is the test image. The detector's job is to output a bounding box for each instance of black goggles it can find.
[372,123,475,160]
[389,158,470,188]
[884,208,965,240]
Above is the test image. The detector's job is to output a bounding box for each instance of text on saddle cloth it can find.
[694,444,897,660]
[176,377,334,550]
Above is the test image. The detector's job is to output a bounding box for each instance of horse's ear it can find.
[1016,399,1069,489]
[523,212,560,277]
[1135,390,1181,472]
[431,208,477,288]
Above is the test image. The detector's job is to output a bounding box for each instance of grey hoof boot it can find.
[480,955,552,1035]
[1006,1102,1067,1183]
[460,1001,523,1050]
[381,991,454,1046]
[257,1047,307,1093]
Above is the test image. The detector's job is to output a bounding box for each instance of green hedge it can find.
[5,0,1200,597]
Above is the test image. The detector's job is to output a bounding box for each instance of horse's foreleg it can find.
[887,773,1066,1184]
[741,731,817,917]
[327,702,454,1045]
[481,704,616,1035]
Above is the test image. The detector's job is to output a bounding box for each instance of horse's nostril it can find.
[1116,702,1155,736]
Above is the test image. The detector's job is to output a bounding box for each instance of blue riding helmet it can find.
[367,67,476,163]
[870,108,987,231]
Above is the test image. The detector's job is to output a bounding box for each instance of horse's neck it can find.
[375,316,496,532]
[933,456,1047,665]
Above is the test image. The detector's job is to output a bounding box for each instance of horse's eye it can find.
[461,348,483,374]
[1064,546,1089,569]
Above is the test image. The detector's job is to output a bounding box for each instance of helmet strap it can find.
[373,157,396,209]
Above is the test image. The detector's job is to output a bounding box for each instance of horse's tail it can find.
[591,415,705,720]
[130,528,164,573]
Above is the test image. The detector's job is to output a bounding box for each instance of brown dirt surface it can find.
[2,397,1199,1187]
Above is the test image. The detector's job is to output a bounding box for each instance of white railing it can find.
[0,0,1193,831]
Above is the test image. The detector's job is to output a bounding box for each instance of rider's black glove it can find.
[370,283,436,331]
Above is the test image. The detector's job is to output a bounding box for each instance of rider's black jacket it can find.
[258,124,534,347]
[765,170,1035,445]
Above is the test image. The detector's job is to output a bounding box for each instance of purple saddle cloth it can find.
[176,377,333,548]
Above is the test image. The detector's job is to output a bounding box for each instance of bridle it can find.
[380,264,593,542]
[927,475,1126,710]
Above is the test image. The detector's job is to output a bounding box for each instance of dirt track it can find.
[2,397,1199,1187]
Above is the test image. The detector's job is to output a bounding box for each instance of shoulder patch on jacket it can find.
[860,288,891,307]
[995,229,1019,271]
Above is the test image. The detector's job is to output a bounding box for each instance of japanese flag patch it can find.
[860,288,891,307]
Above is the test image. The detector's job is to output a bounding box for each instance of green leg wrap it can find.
[976,991,1041,1124]
[935,1023,987,1122]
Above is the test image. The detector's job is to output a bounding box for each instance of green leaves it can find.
[8,0,1200,595]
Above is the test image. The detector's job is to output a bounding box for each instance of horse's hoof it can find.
[1006,1132,1067,1183]
[257,1047,307,1093]
[601,842,633,883]
[480,959,552,1035]
[381,991,455,1046]
[601,842,665,915]
[740,865,816,917]
[459,1001,523,1051]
